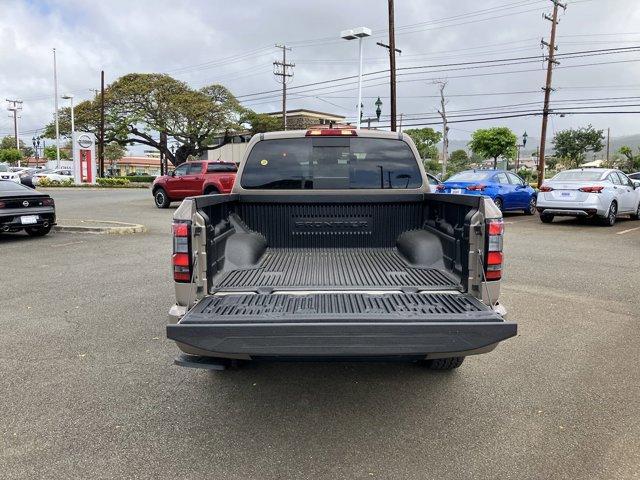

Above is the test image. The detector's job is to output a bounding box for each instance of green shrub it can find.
[121,175,155,183]
[37,177,74,187]
[97,177,130,186]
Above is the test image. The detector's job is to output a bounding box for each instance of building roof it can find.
[115,156,160,166]
[266,109,345,120]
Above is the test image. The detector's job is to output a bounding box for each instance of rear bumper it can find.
[167,320,517,359]
[0,208,56,231]
[536,197,606,217]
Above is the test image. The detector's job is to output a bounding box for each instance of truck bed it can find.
[214,247,459,292]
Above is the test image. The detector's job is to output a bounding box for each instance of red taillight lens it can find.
[306,128,357,136]
[466,184,486,191]
[172,222,191,282]
[436,184,445,191]
[579,185,604,193]
[485,219,504,281]
[42,198,54,206]
[539,185,553,192]
[0,201,5,208]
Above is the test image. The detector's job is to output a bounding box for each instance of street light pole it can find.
[341,27,371,130]
[53,48,61,168]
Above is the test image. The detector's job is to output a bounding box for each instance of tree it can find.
[0,136,32,157]
[448,149,471,173]
[552,125,604,168]
[468,127,517,169]
[44,145,70,160]
[618,145,640,172]
[0,148,22,165]
[242,112,283,134]
[406,127,442,160]
[44,73,248,166]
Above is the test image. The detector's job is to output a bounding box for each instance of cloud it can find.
[2,0,640,150]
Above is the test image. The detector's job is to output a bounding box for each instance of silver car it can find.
[537,168,640,226]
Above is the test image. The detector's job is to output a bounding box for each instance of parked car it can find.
[537,168,640,226]
[152,160,237,208]
[32,169,74,185]
[166,128,516,371]
[0,180,56,236]
[438,169,537,214]
[426,172,442,189]
[0,164,22,184]
[11,167,39,188]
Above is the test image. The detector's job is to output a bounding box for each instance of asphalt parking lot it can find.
[1,188,639,480]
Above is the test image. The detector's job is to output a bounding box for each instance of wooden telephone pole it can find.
[274,45,294,130]
[537,0,566,187]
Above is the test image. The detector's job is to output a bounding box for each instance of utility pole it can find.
[53,48,61,168]
[538,0,566,187]
[6,99,23,167]
[273,45,294,130]
[99,70,105,177]
[388,0,397,131]
[606,127,610,163]
[436,81,449,177]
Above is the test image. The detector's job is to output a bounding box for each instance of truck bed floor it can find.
[213,248,459,292]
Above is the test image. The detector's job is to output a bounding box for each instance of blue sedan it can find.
[437,169,537,214]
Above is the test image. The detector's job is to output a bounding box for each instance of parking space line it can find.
[616,226,640,235]
[51,241,85,247]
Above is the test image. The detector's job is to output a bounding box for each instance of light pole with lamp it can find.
[364,96,383,129]
[340,27,371,130]
[515,131,528,171]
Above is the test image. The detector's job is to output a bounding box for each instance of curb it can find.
[54,219,147,235]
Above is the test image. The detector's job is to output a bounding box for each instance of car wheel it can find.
[493,197,503,212]
[601,201,617,227]
[154,188,170,208]
[25,225,52,237]
[525,196,536,215]
[203,186,219,195]
[422,356,465,371]
[540,213,554,223]
[631,202,640,220]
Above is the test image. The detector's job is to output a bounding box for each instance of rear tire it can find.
[154,188,170,208]
[600,201,617,226]
[203,186,219,195]
[25,225,52,237]
[423,356,465,371]
[524,196,536,215]
[540,213,554,223]
[630,202,640,220]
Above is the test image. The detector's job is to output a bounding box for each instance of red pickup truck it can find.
[152,161,237,208]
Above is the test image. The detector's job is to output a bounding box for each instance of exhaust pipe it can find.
[43,221,50,228]
[1,225,10,232]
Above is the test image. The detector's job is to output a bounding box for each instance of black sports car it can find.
[0,180,56,236]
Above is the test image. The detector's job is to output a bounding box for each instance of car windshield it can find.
[552,170,604,181]
[0,164,8,172]
[241,136,422,190]
[446,171,492,182]
[0,180,31,192]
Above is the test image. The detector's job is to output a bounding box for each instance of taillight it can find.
[466,184,486,191]
[172,222,192,282]
[0,201,5,208]
[579,185,604,193]
[42,198,54,206]
[436,184,445,191]
[539,185,553,192]
[485,218,504,281]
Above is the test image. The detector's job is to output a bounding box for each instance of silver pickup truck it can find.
[166,128,516,370]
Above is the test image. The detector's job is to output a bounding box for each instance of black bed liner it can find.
[180,292,501,324]
[213,248,459,292]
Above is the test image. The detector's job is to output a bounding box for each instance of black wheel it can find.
[630,202,640,220]
[601,201,617,226]
[25,225,52,237]
[423,356,465,371]
[493,197,503,212]
[203,186,219,195]
[524,196,537,215]
[540,213,554,223]
[154,188,170,208]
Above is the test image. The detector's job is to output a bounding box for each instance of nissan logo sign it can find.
[77,134,93,149]
[22,200,29,207]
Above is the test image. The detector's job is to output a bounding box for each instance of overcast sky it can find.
[2,0,640,153]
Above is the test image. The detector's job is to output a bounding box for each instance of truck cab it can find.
[166,128,516,370]
[152,160,237,208]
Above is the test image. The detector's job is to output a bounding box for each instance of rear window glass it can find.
[0,180,31,192]
[207,163,237,173]
[553,170,604,181]
[447,171,491,182]
[241,137,422,190]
